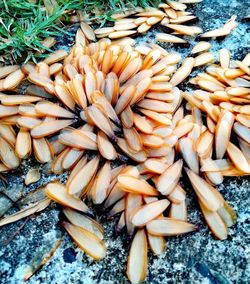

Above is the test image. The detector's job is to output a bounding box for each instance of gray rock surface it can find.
[0,0,250,283]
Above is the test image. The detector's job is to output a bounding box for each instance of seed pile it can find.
[0,1,250,283]
[94,0,237,41]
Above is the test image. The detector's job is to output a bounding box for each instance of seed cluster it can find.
[0,1,249,283]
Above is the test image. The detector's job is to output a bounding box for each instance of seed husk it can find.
[227,142,250,173]
[126,229,148,284]
[156,33,187,43]
[191,41,211,54]
[67,156,99,196]
[0,199,50,227]
[146,217,196,236]
[33,138,53,163]
[0,137,20,169]
[25,168,41,185]
[63,208,104,240]
[62,221,106,260]
[44,50,68,65]
[0,65,19,79]
[131,199,170,226]
[199,201,228,240]
[3,69,25,90]
[156,159,183,195]
[118,175,158,196]
[46,182,89,212]
[16,129,32,159]
[185,168,224,211]
[109,30,137,39]
[147,232,166,255]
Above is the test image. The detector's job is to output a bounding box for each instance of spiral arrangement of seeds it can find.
[0,1,250,283]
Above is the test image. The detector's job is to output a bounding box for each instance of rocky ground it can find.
[0,0,249,283]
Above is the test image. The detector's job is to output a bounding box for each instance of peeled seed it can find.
[95,27,115,35]
[137,11,165,17]
[125,193,143,236]
[147,16,162,25]
[35,101,75,118]
[170,61,194,86]
[141,134,164,148]
[170,15,196,24]
[200,159,231,172]
[195,130,214,159]
[140,109,171,125]
[167,0,187,11]
[119,58,142,84]
[51,148,69,174]
[121,106,134,128]
[17,117,41,129]
[217,202,237,228]
[66,156,88,186]
[138,99,174,113]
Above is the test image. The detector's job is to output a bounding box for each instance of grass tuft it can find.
[0,0,159,63]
